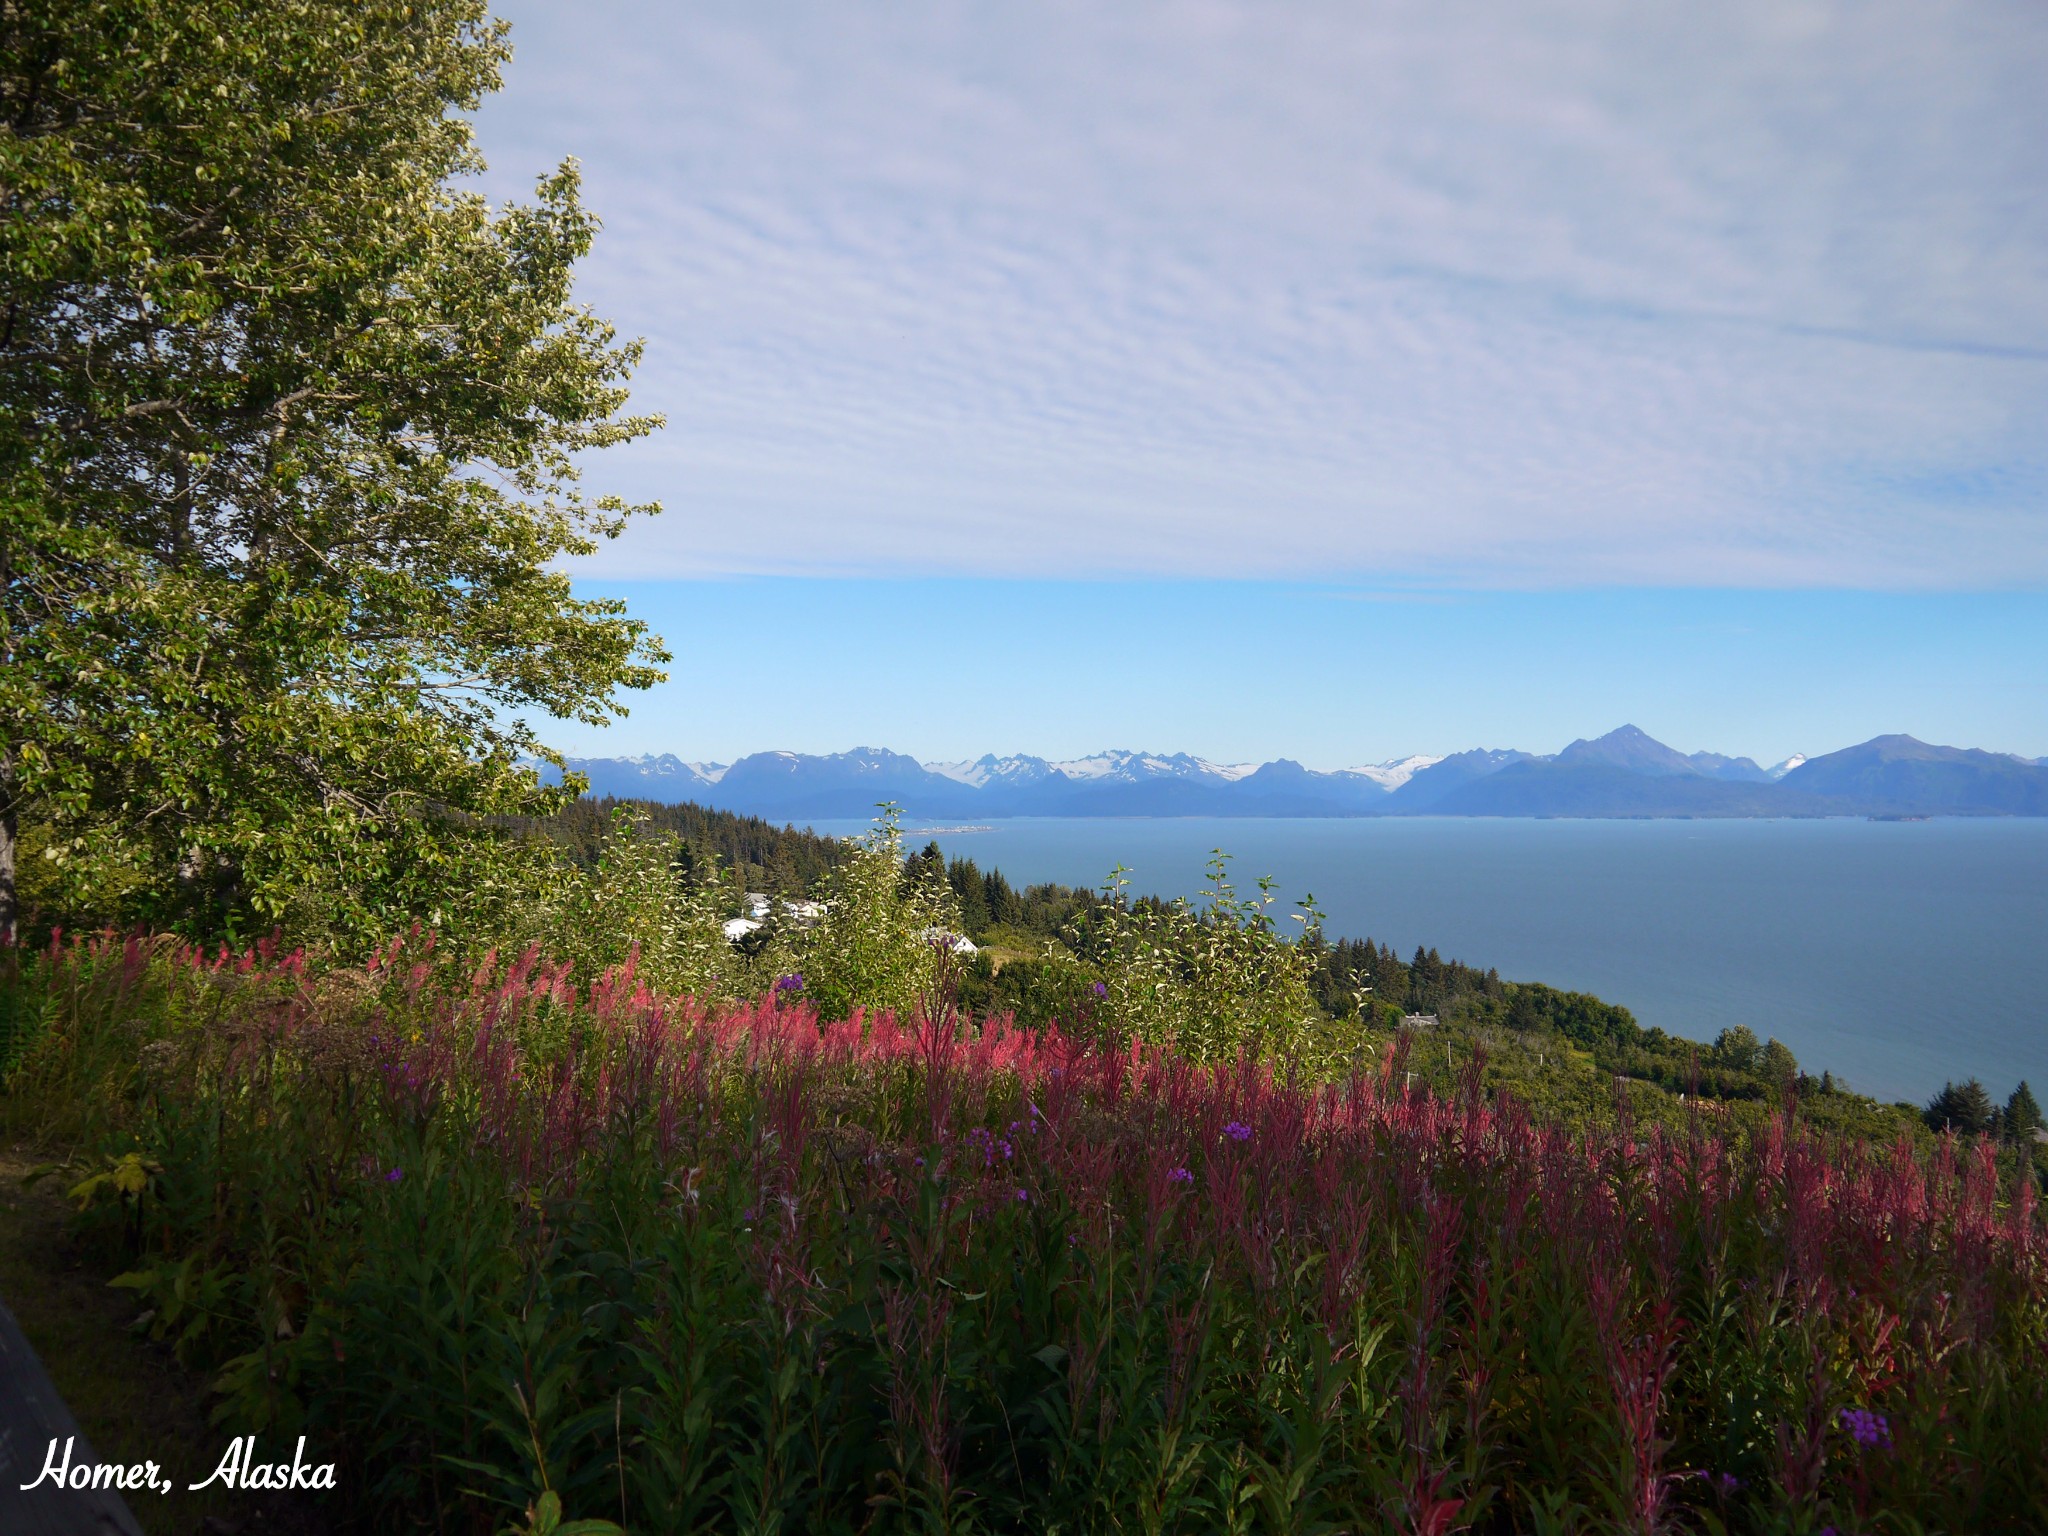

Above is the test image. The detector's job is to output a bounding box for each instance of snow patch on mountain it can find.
[1341,754,1444,791]
[929,750,1262,785]
[926,754,1060,787]
[1049,753,1121,780]
[598,754,727,784]
[1767,754,1807,779]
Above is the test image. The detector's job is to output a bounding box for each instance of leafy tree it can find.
[1712,1025,1762,1075]
[2,0,665,943]
[1924,1079,1996,1137]
[2005,1081,2043,1146]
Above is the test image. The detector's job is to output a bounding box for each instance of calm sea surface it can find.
[812,815,2048,1105]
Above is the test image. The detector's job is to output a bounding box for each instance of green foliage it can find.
[534,796,847,895]
[795,807,960,1021]
[1066,852,1324,1062]
[2,0,665,945]
[1926,1078,1997,1137]
[539,807,760,1000]
[1714,1025,1764,1075]
[2003,1080,2042,1147]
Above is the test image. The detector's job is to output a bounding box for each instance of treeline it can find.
[536,796,847,895]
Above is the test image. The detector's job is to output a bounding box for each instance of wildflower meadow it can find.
[3,914,2041,1535]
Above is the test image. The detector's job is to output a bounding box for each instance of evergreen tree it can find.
[948,855,991,935]
[2004,1081,2043,1146]
[1924,1079,1996,1136]
[1760,1037,1800,1092]
[982,868,1020,928]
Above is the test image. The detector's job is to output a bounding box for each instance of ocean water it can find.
[813,815,2048,1105]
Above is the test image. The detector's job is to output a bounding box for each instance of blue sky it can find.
[470,1,2048,765]
[569,583,2047,768]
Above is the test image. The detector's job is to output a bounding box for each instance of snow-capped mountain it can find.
[535,753,727,798]
[1342,754,1444,791]
[927,750,1259,789]
[543,729,2048,820]
[924,755,1034,789]
[1044,750,1260,784]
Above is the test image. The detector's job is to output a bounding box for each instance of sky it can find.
[469,0,2048,766]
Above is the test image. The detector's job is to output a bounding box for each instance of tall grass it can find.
[4,930,2043,1535]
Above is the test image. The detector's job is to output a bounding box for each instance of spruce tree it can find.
[1925,1079,1996,1136]
[2005,1081,2043,1145]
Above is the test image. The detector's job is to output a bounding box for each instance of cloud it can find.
[473,0,2048,587]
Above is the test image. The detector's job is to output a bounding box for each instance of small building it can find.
[722,917,762,943]
[917,927,979,955]
[1401,1013,1439,1030]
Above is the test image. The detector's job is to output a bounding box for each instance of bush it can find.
[1068,853,1327,1063]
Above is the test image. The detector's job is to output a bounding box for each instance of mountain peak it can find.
[1556,726,1699,777]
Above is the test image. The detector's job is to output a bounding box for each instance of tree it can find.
[1924,1079,1996,1137]
[2,0,665,942]
[1760,1037,1799,1095]
[1712,1025,1762,1075]
[2005,1081,2043,1146]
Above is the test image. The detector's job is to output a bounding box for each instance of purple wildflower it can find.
[1840,1408,1892,1450]
[1223,1120,1253,1143]
[1091,981,1107,998]
[386,1166,403,1183]
[774,973,804,993]
[1168,1167,1194,1184]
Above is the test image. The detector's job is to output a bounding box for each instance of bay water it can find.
[814,815,2048,1105]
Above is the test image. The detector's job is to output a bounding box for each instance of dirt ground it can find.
[0,1145,335,1536]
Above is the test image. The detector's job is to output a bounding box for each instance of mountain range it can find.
[541,727,2048,821]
